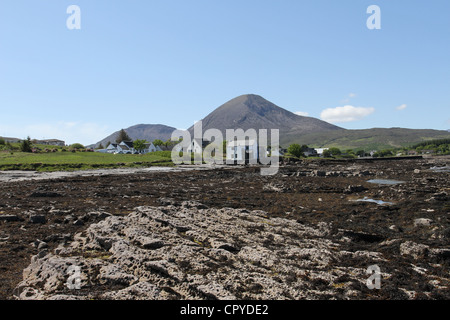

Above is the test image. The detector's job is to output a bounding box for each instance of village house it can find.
[99,141,162,154]
[33,139,66,147]
[314,148,328,157]
[226,139,259,164]
[303,147,318,157]
[186,138,210,154]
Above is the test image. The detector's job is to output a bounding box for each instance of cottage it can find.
[33,139,66,147]
[187,138,210,154]
[314,148,328,156]
[101,141,162,154]
[226,139,259,164]
[303,147,318,157]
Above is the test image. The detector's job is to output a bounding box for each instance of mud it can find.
[0,157,449,300]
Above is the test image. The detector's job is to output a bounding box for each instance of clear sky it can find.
[1,0,449,145]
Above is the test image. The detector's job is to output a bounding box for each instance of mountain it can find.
[188,94,450,149]
[188,94,342,143]
[91,94,450,151]
[91,124,176,148]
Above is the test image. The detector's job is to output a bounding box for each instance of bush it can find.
[287,144,304,158]
[70,143,85,150]
[20,137,33,153]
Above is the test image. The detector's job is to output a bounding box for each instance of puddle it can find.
[429,166,450,173]
[367,179,405,185]
[352,197,393,205]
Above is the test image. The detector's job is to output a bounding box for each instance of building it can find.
[33,139,66,146]
[314,148,328,156]
[226,139,259,164]
[186,138,210,154]
[303,147,318,157]
[100,141,162,154]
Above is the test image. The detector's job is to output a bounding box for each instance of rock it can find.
[196,282,236,300]
[99,264,137,286]
[33,240,48,250]
[29,215,46,224]
[101,281,162,300]
[0,214,21,222]
[389,225,402,232]
[29,191,62,198]
[73,220,84,226]
[400,241,429,259]
[140,238,164,250]
[344,185,368,194]
[414,218,432,227]
[414,169,421,174]
[13,203,418,300]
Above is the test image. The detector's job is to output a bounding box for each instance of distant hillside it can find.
[91,124,176,148]
[284,128,450,150]
[90,94,450,151]
[188,94,342,140]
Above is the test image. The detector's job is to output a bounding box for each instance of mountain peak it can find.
[189,94,342,144]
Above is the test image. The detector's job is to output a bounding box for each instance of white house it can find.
[315,148,329,156]
[226,139,259,164]
[100,141,162,154]
[186,138,204,154]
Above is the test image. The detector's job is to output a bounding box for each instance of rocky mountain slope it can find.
[91,124,176,148]
[188,94,342,143]
[90,95,450,150]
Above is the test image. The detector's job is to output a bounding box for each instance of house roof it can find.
[192,138,211,148]
[120,141,134,148]
[227,139,257,147]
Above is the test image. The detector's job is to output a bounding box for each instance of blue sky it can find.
[0,0,449,145]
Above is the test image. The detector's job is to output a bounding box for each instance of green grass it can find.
[281,128,450,151]
[0,151,174,172]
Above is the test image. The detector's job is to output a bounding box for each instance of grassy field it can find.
[0,151,174,172]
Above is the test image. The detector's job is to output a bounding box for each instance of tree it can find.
[356,150,366,157]
[288,144,303,158]
[97,143,104,149]
[116,129,131,144]
[20,136,33,153]
[323,149,331,158]
[133,139,148,153]
[0,138,5,145]
[153,139,164,147]
[328,147,341,156]
[70,143,85,150]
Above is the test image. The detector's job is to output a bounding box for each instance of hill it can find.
[285,127,450,150]
[188,94,342,140]
[90,95,450,151]
[91,124,176,148]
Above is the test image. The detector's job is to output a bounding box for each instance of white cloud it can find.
[320,105,375,123]
[396,104,407,111]
[294,111,309,117]
[340,93,357,103]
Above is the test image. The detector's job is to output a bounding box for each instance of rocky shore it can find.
[1,157,449,300]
